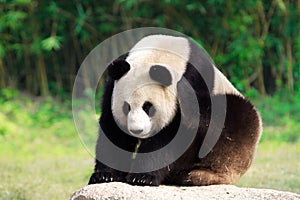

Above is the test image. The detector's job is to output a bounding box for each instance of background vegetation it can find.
[0,0,299,96]
[0,0,299,199]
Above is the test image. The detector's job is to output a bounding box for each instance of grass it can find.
[0,121,93,199]
[0,89,299,199]
[0,155,91,199]
[0,90,93,199]
[238,141,300,193]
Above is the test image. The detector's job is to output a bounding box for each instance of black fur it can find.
[88,76,181,185]
[149,65,172,86]
[89,36,261,186]
[107,60,130,80]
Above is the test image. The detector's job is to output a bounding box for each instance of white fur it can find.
[127,35,190,83]
[112,35,190,138]
[127,109,151,138]
[111,34,242,138]
[112,80,178,138]
[212,67,242,96]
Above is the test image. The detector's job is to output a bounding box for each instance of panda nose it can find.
[130,129,143,134]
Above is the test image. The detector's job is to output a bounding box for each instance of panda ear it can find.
[107,59,130,80]
[149,65,172,87]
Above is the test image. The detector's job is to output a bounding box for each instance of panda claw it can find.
[126,173,160,186]
[89,171,128,184]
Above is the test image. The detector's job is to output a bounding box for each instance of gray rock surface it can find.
[70,182,300,200]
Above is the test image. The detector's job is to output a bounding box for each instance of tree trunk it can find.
[286,38,294,92]
[36,55,49,96]
[0,57,5,89]
[23,42,32,92]
[52,52,63,91]
[257,60,266,96]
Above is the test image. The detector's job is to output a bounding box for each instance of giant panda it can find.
[88,34,262,186]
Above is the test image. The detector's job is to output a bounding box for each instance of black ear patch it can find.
[107,60,130,80]
[149,65,172,86]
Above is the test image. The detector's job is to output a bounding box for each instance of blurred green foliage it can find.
[250,91,300,143]
[0,88,298,144]
[0,89,74,139]
[0,0,299,97]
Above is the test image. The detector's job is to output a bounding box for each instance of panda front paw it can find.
[88,172,126,184]
[126,173,160,186]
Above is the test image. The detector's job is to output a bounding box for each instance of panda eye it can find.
[123,102,130,115]
[143,101,155,117]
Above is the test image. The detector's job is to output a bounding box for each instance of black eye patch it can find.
[142,101,156,117]
[123,102,130,115]
[149,65,172,87]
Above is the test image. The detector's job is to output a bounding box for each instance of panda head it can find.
[108,59,179,139]
[106,34,241,139]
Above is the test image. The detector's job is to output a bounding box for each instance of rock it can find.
[70,182,300,200]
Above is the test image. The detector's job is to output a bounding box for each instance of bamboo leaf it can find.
[277,0,286,12]
[41,36,63,51]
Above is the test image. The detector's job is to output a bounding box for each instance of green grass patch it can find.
[0,129,93,199]
[0,90,93,199]
[238,141,300,193]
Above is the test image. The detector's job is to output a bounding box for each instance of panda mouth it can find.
[129,129,144,135]
[128,127,159,139]
[129,131,152,139]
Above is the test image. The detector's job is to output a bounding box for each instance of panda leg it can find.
[88,170,127,184]
[126,168,170,186]
[88,160,127,184]
[125,151,172,186]
[177,169,237,186]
